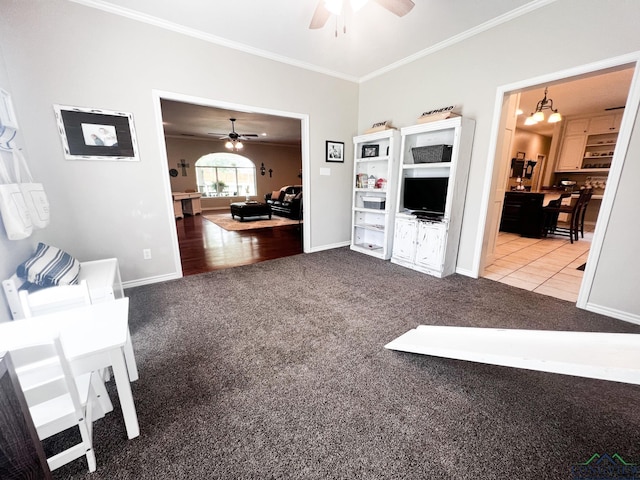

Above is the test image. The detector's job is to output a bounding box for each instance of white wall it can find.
[0,0,358,289]
[0,42,43,321]
[358,0,640,318]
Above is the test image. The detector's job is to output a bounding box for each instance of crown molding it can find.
[71,0,557,84]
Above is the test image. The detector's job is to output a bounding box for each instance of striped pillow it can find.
[17,243,80,287]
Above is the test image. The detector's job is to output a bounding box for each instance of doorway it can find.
[477,56,640,307]
[152,90,310,277]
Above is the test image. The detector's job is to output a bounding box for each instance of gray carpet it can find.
[56,247,640,479]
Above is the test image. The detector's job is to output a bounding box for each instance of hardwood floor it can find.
[176,211,303,276]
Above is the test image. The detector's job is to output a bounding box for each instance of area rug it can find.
[203,212,301,231]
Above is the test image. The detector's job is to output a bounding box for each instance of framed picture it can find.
[53,104,140,161]
[326,140,344,163]
[361,144,379,158]
[516,151,526,160]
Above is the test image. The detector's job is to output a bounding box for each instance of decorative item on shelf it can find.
[524,87,562,125]
[362,144,379,158]
[364,120,394,134]
[356,173,368,188]
[367,175,376,188]
[515,177,525,191]
[375,178,387,189]
[417,105,459,124]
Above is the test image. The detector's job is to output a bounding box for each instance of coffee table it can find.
[230,201,272,221]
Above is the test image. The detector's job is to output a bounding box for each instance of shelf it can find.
[356,156,389,163]
[556,168,610,174]
[352,242,383,252]
[354,223,385,232]
[354,207,388,214]
[354,188,387,193]
[403,163,452,170]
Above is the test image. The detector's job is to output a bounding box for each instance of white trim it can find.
[71,0,554,84]
[70,0,359,83]
[152,90,311,278]
[455,266,476,278]
[359,0,558,83]
[585,303,640,326]
[307,241,350,253]
[122,272,181,290]
[474,52,640,311]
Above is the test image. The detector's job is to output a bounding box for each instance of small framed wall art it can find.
[54,104,140,161]
[326,140,344,163]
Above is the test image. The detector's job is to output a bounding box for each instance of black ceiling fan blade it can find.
[374,0,415,17]
[309,0,331,29]
[240,134,259,138]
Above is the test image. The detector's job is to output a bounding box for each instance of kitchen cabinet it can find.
[556,135,586,171]
[555,112,620,173]
[588,113,622,134]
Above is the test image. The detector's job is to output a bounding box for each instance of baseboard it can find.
[308,241,350,253]
[584,302,640,326]
[123,272,181,290]
[455,266,477,278]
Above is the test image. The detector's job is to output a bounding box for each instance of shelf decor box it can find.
[411,144,452,163]
[363,197,386,209]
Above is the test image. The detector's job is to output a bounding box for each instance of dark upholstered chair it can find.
[543,189,593,243]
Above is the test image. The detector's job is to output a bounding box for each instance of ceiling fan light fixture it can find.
[350,0,369,12]
[235,141,243,150]
[324,0,343,15]
[225,140,234,149]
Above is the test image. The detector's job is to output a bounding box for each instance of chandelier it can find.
[524,87,562,125]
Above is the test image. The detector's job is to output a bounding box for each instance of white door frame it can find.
[151,90,310,278]
[473,52,640,310]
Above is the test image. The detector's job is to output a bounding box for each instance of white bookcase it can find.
[350,129,400,260]
[391,116,475,277]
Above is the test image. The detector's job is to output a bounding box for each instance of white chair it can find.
[18,280,114,417]
[9,336,98,472]
[3,258,139,383]
[19,280,92,317]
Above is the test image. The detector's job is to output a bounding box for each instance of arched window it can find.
[195,153,257,198]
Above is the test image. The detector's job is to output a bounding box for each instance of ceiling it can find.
[84,1,634,145]
[516,66,634,136]
[78,0,545,81]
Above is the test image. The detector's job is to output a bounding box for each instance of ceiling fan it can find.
[309,0,415,29]
[209,118,259,141]
[208,118,259,150]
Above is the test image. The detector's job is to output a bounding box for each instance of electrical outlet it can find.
[143,248,152,260]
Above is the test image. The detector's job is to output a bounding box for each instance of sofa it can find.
[265,185,302,220]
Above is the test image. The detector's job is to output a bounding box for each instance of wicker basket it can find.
[411,144,452,164]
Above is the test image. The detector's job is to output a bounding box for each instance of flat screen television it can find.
[403,177,449,218]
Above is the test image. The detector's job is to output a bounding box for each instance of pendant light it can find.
[524,87,562,125]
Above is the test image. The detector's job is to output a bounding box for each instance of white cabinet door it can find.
[564,118,589,135]
[588,113,620,134]
[415,222,446,271]
[393,218,416,262]
[556,135,586,171]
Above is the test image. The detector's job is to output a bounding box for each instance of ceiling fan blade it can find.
[309,0,331,29]
[374,0,415,17]
[240,134,259,138]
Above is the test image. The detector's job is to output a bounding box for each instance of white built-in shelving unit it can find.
[350,129,400,260]
[391,116,475,278]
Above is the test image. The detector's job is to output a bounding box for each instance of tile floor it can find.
[482,231,592,303]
